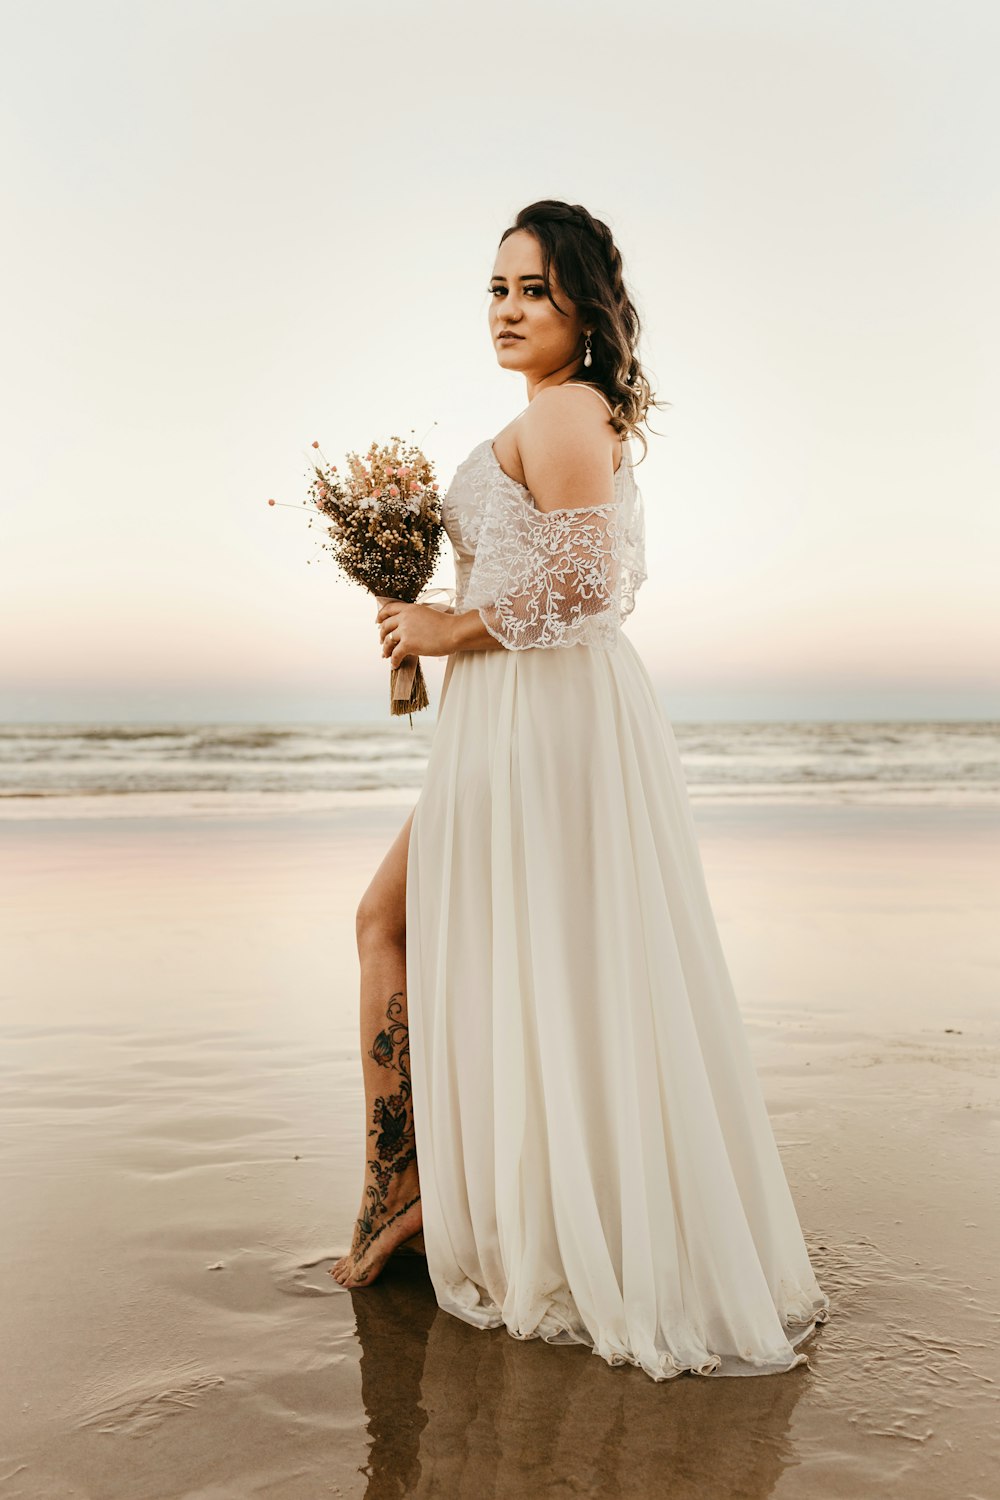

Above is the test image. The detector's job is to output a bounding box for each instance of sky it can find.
[2,0,998,723]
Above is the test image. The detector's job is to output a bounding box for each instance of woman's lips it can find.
[498,334,523,343]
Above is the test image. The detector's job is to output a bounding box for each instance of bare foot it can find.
[330,1173,423,1287]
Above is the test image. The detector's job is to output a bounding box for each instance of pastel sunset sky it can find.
[4,0,997,723]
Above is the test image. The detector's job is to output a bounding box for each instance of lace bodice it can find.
[436,426,647,651]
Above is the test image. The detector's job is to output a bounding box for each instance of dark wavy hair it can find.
[497,200,668,461]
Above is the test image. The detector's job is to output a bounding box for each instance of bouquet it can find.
[272,431,451,722]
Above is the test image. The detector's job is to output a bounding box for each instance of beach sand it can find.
[2,800,998,1499]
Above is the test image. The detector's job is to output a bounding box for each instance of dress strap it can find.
[561,381,615,416]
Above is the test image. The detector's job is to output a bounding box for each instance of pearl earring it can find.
[583,331,593,368]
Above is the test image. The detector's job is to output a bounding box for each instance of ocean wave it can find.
[1,720,997,815]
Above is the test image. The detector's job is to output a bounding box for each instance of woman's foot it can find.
[330,1168,423,1287]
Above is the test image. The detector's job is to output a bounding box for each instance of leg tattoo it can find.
[355,992,419,1257]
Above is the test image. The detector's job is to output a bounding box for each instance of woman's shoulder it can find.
[515,383,623,509]
[524,381,615,419]
[520,382,622,453]
[520,383,620,458]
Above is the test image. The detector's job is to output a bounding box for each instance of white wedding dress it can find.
[405,384,830,1380]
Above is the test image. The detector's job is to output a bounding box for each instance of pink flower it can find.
[312,440,319,448]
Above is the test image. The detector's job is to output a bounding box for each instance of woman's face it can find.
[488,229,588,384]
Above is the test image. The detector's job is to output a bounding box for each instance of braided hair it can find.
[498,200,668,460]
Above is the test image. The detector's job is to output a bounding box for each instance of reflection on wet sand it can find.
[348,1250,808,1500]
[342,1199,1000,1500]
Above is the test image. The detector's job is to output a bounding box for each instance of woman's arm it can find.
[448,608,509,652]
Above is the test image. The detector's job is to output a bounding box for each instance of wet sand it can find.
[2,801,998,1498]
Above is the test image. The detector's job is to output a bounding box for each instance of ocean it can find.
[1,719,997,819]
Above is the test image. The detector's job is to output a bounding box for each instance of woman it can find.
[331,199,831,1381]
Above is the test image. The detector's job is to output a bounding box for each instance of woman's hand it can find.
[376,599,455,668]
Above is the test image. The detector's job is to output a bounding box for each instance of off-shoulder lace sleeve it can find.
[461,445,647,651]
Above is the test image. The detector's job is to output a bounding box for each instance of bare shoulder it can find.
[518,384,619,513]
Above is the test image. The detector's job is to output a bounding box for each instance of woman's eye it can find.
[488,285,543,297]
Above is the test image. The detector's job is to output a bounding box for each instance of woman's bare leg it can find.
[331,806,422,1287]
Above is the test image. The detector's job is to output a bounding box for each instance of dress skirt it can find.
[405,633,830,1380]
